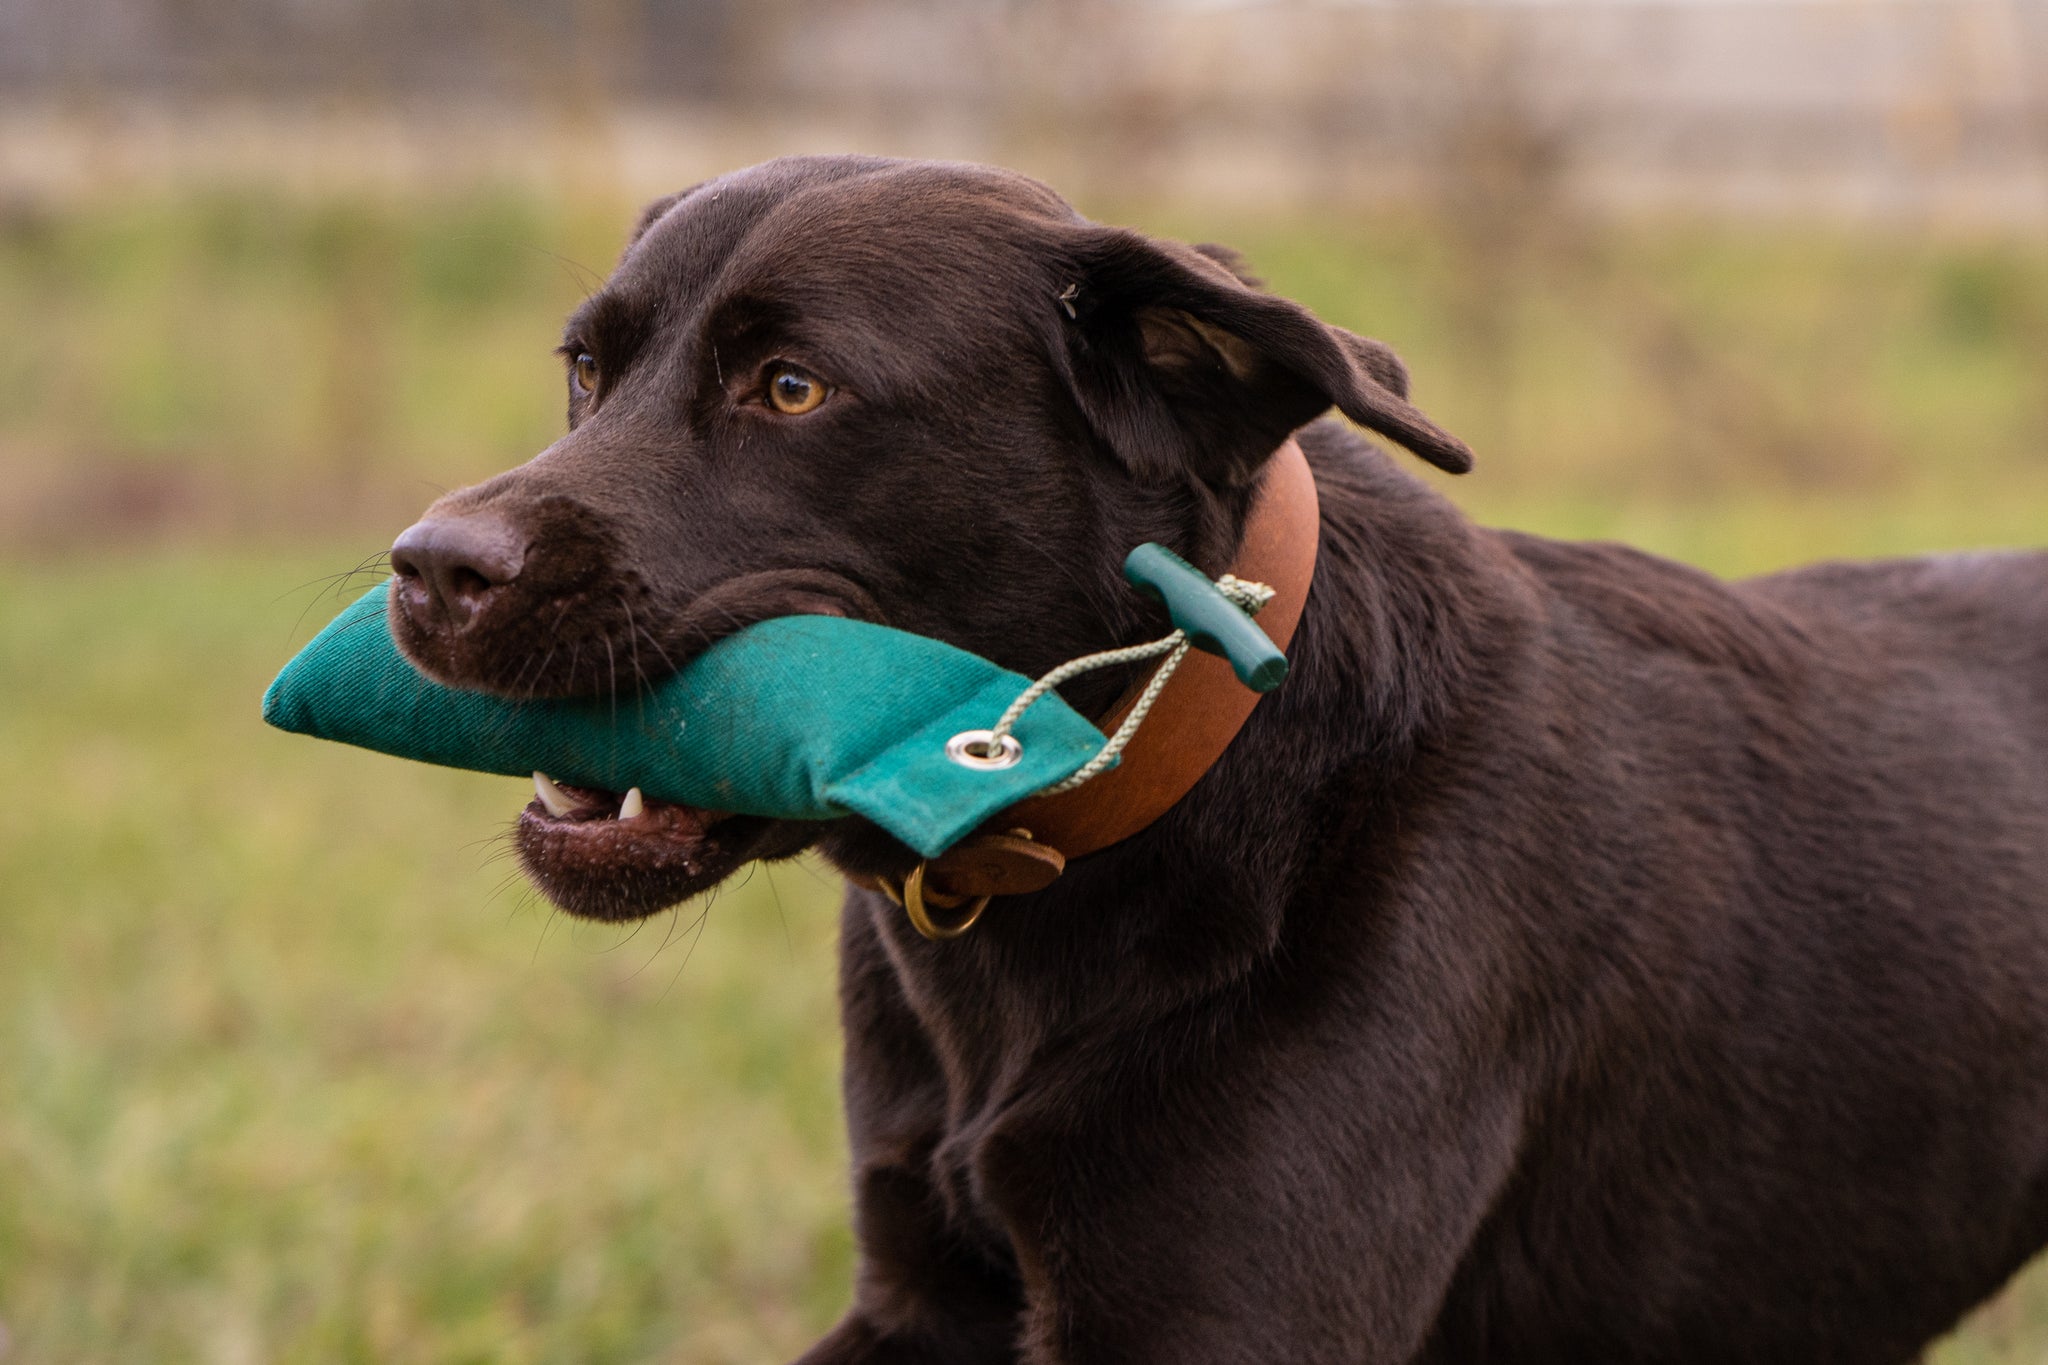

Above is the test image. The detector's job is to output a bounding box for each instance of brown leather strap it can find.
[920,438,1320,897]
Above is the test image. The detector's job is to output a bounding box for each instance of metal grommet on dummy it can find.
[946,729,1024,770]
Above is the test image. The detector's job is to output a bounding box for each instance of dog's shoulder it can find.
[1491,530,1808,681]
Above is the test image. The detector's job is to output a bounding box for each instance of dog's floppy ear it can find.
[1053,227,1473,486]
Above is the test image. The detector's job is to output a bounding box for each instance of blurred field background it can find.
[2,0,2047,1360]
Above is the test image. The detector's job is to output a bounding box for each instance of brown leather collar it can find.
[877,438,1320,923]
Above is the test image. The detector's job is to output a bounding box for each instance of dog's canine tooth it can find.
[533,771,576,818]
[618,787,645,820]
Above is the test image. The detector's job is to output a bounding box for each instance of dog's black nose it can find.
[390,514,527,627]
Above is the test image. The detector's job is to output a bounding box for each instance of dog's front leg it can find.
[974,1025,1527,1365]
[794,1157,1025,1365]
[795,896,1026,1365]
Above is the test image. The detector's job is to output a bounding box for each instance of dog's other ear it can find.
[1054,228,1473,486]
[626,195,682,251]
[622,183,710,256]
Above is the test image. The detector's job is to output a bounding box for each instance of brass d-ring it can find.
[902,861,991,941]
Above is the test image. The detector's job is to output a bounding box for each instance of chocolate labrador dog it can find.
[384,155,2048,1363]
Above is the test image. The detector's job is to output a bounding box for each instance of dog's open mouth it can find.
[391,569,884,922]
[513,773,777,922]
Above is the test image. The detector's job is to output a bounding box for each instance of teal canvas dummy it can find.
[263,545,1288,861]
[263,582,1112,858]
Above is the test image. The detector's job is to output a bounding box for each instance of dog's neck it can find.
[979,437,1321,869]
[866,424,1530,1050]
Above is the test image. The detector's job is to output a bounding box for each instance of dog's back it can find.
[1755,548,2048,749]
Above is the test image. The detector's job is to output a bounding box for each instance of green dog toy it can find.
[263,545,1286,859]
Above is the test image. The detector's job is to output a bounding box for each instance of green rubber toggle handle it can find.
[1122,543,1290,693]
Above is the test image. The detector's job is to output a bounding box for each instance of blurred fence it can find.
[3,0,2046,223]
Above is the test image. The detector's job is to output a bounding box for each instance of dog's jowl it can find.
[384,156,2048,1364]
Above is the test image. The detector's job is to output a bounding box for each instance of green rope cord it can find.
[986,574,1276,796]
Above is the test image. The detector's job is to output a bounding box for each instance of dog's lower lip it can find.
[512,779,747,921]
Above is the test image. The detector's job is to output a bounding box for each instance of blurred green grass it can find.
[0,189,2043,1361]
[0,551,853,1363]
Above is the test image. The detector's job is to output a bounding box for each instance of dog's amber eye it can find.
[765,364,826,416]
[571,352,600,396]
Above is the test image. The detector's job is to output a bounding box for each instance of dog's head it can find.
[386,155,1470,920]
